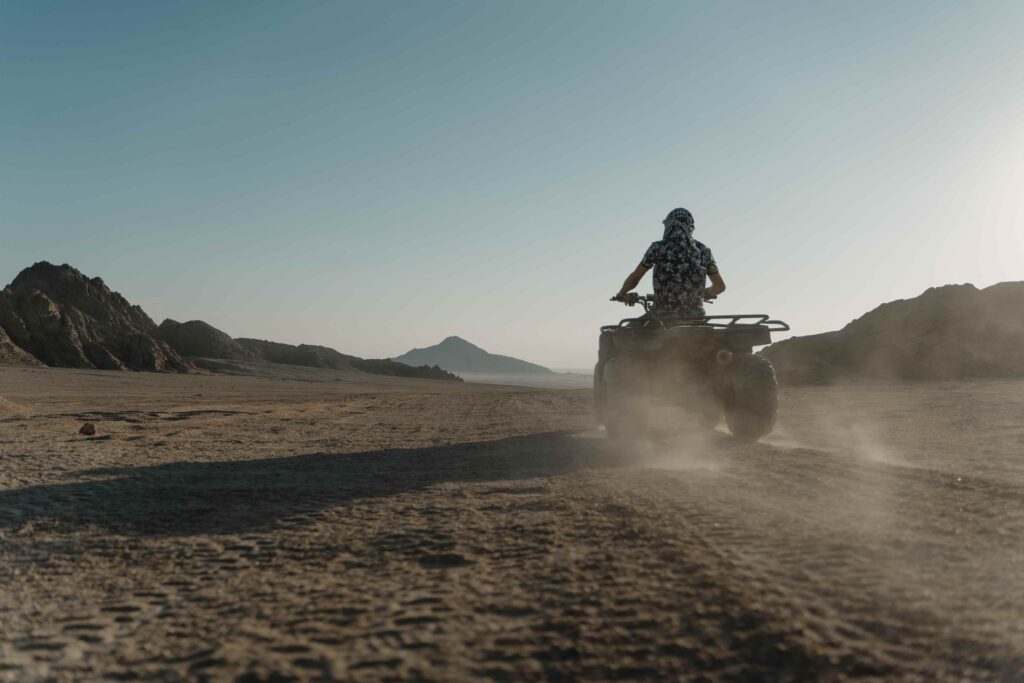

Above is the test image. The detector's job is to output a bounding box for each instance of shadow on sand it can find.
[0,431,625,537]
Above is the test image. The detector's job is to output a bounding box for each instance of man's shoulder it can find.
[644,239,666,255]
[695,239,713,253]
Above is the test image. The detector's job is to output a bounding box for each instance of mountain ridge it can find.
[157,319,257,363]
[235,337,460,381]
[0,262,460,381]
[761,281,1024,384]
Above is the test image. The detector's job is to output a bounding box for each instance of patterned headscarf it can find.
[662,208,695,241]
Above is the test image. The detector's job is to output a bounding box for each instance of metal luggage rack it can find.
[675,314,790,331]
[604,314,789,332]
[604,295,789,333]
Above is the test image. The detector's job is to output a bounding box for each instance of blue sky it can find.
[3,1,1022,368]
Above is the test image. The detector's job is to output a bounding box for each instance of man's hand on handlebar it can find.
[612,292,640,305]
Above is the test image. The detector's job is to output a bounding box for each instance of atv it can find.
[594,294,789,441]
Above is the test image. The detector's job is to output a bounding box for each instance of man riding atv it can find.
[598,207,787,441]
[614,207,726,316]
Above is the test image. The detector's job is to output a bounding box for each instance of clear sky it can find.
[3,1,1022,368]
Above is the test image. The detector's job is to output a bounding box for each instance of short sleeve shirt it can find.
[641,239,718,317]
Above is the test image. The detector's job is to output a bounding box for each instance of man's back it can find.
[614,207,725,316]
[642,237,718,317]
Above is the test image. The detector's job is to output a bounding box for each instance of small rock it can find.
[79,422,96,436]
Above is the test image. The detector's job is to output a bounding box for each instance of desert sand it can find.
[1,365,1022,681]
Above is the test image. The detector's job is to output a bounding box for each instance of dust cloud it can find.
[767,412,904,466]
[640,431,727,472]
[608,392,902,471]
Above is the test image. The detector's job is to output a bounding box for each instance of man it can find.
[613,207,726,317]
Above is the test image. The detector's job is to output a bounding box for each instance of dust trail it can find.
[644,432,726,472]
[608,405,729,472]
[770,405,907,466]
[762,401,911,535]
[603,387,906,472]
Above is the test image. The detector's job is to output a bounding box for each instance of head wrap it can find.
[662,208,695,241]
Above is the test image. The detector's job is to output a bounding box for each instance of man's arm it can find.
[705,271,726,299]
[614,264,649,301]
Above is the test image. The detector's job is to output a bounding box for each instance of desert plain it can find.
[1,365,1022,682]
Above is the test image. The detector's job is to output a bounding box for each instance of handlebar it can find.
[611,293,716,312]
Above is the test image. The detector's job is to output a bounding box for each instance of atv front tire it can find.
[723,354,778,440]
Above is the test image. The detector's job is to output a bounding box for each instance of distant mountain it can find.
[761,282,1024,384]
[394,336,553,375]
[0,262,190,371]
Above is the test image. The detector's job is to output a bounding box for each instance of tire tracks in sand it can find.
[2,381,1023,681]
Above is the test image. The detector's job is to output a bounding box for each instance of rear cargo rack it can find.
[690,315,790,332]
[603,314,790,333]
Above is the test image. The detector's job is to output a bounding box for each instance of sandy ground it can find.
[1,366,1022,681]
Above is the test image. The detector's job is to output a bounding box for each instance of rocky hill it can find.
[761,282,1024,384]
[394,336,552,375]
[235,339,356,370]
[0,262,190,371]
[157,319,257,362]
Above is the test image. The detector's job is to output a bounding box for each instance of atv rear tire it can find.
[723,354,778,440]
[593,361,607,423]
[602,356,648,442]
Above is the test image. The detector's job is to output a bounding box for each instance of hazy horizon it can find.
[3,2,1022,368]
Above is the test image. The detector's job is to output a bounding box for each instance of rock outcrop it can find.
[762,282,1024,384]
[0,262,191,372]
[157,319,257,362]
[0,325,42,367]
[394,336,553,375]
[235,338,356,370]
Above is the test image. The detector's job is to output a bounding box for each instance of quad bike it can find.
[594,294,789,441]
